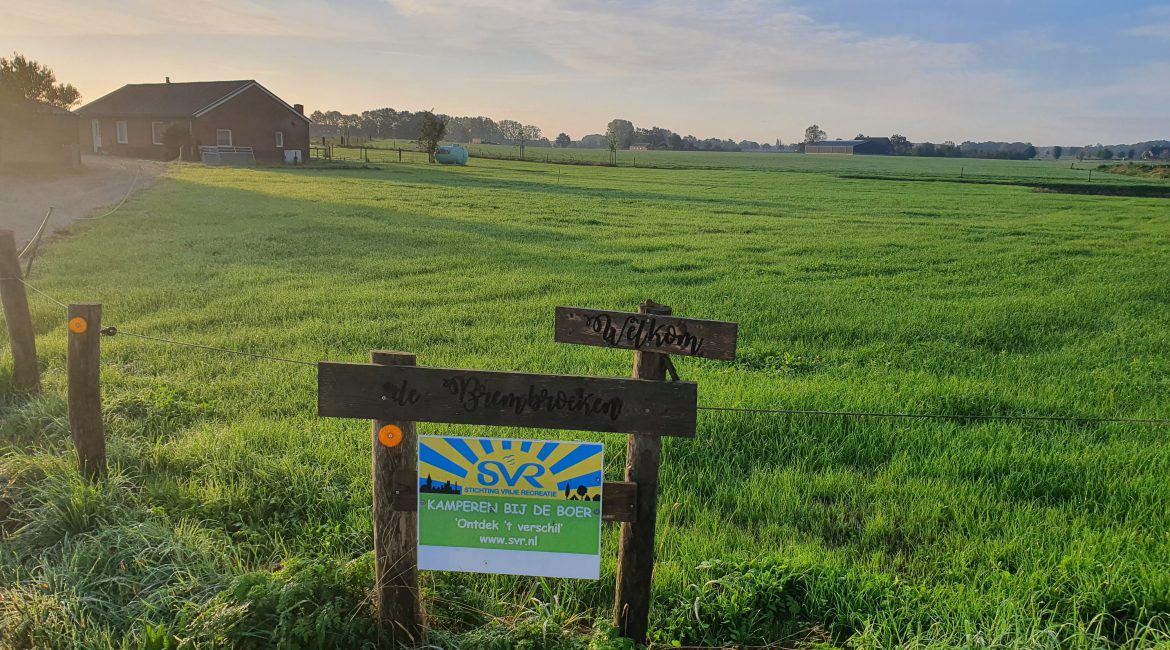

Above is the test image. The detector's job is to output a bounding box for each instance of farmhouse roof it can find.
[816,140,866,146]
[76,80,309,122]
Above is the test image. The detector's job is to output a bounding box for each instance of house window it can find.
[275,131,284,148]
[216,129,233,147]
[151,122,167,145]
[116,121,128,144]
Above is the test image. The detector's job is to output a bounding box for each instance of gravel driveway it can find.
[0,155,166,247]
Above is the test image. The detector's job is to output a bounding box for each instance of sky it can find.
[2,0,1168,145]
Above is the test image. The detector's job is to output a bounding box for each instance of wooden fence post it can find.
[67,303,105,480]
[371,350,423,648]
[0,230,40,392]
[614,299,671,643]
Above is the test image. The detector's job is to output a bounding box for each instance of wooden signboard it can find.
[555,306,738,360]
[318,363,697,437]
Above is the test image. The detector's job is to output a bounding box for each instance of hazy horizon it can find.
[4,0,1169,146]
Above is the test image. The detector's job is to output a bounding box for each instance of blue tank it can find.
[435,144,469,165]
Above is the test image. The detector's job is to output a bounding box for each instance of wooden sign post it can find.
[555,301,738,644]
[318,353,698,649]
[369,351,422,648]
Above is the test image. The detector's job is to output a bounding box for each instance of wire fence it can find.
[7,277,1170,428]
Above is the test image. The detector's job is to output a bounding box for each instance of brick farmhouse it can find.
[75,80,309,163]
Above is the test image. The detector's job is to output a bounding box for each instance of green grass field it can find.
[363,139,1161,186]
[2,153,1170,649]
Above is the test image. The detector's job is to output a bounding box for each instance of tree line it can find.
[309,108,547,148]
[802,125,1039,160]
[310,108,777,153]
[598,118,780,153]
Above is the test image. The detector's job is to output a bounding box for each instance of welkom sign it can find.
[316,300,736,648]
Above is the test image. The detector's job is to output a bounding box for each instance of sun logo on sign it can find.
[419,437,602,495]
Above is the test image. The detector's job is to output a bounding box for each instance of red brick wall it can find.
[192,86,309,162]
[78,116,193,160]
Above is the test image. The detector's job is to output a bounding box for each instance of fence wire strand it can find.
[695,405,1170,427]
[18,207,54,271]
[14,278,69,310]
[101,327,317,368]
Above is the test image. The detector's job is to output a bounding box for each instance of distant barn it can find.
[805,138,891,155]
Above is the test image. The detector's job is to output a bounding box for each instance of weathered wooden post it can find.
[613,300,669,642]
[0,230,40,392]
[370,350,423,648]
[553,301,738,644]
[67,303,106,480]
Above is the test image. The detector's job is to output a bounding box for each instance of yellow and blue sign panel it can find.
[418,435,603,579]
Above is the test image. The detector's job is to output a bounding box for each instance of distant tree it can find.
[417,110,448,162]
[761,142,772,151]
[1128,148,1136,160]
[1160,150,1170,161]
[497,119,523,156]
[605,123,620,165]
[493,121,542,158]
[913,142,937,157]
[0,53,80,112]
[606,118,635,149]
[855,133,867,140]
[555,132,571,147]
[889,134,911,155]
[804,124,827,143]
[667,133,683,150]
[1052,145,1063,160]
[1023,144,1037,159]
[362,107,402,139]
[1099,148,1113,160]
[632,125,672,149]
[520,124,542,159]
